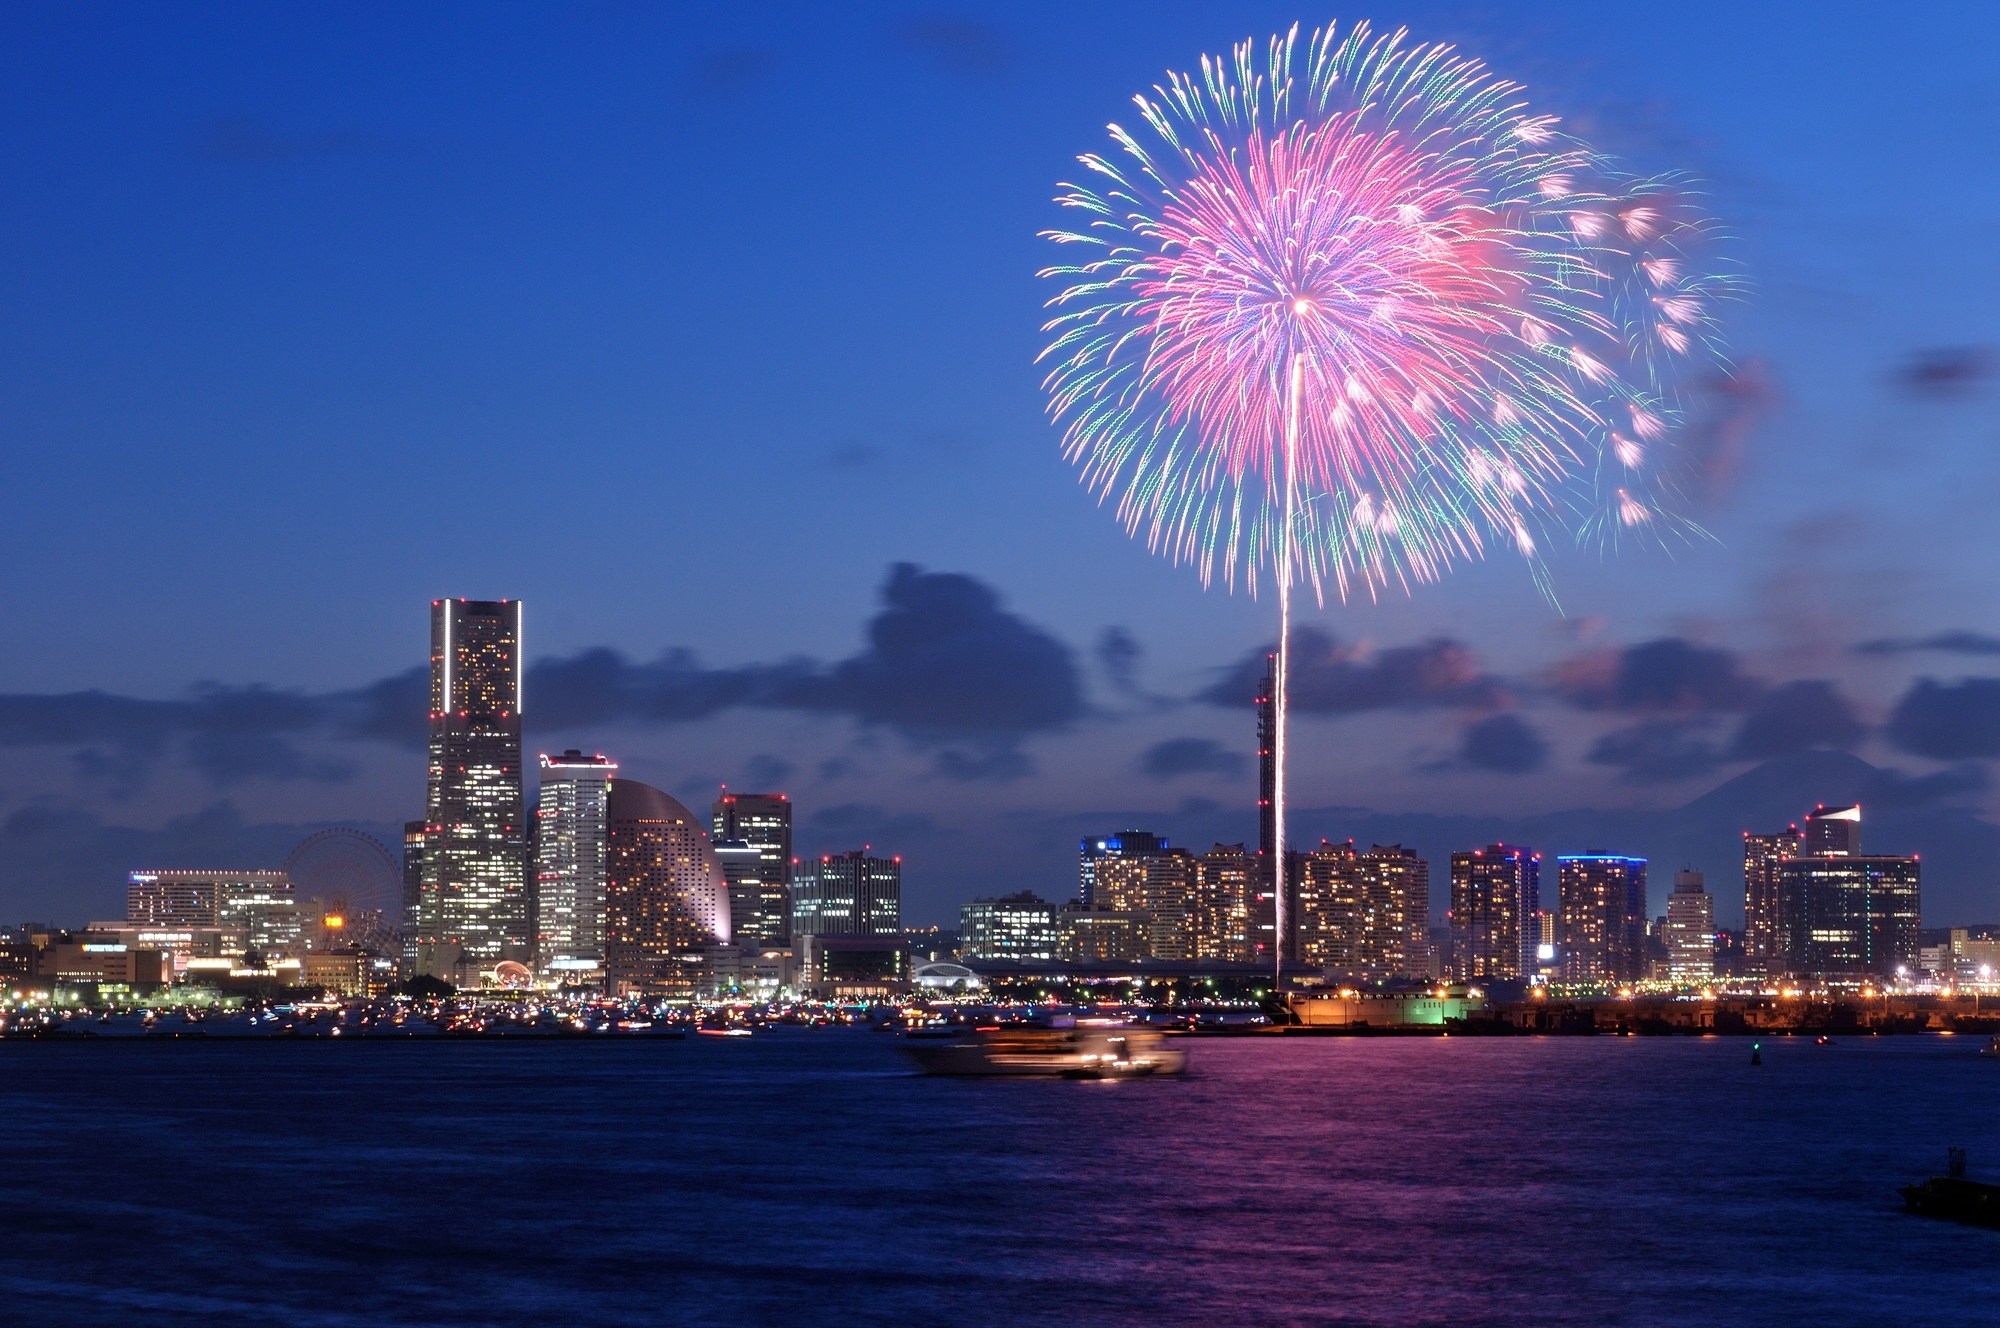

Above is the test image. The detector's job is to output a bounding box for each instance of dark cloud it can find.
[1097,627,1142,697]
[1459,714,1548,774]
[690,47,775,95]
[1855,631,2000,657]
[1140,738,1246,781]
[1676,359,1779,504]
[1553,638,1762,713]
[739,754,793,790]
[931,745,1034,783]
[824,441,882,470]
[1588,720,1724,783]
[0,564,1080,790]
[895,16,1014,77]
[1728,680,1864,761]
[801,563,1080,738]
[1865,763,1990,811]
[197,116,380,163]
[1887,677,2000,759]
[1202,629,1502,714]
[1896,346,1995,399]
[802,803,945,854]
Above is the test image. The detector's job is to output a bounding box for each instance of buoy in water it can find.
[1751,1042,1763,1066]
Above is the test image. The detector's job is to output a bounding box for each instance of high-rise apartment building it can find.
[535,750,616,970]
[1191,843,1255,963]
[416,598,529,975]
[960,891,1058,960]
[1079,831,1194,959]
[1296,840,1360,969]
[711,792,792,946]
[1295,841,1427,977]
[1771,806,1919,980]
[1449,844,1540,980]
[1743,825,1801,976]
[1663,869,1715,984]
[793,850,901,937]
[604,779,730,995]
[1557,855,1647,984]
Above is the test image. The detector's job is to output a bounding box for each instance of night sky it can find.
[4,3,1999,929]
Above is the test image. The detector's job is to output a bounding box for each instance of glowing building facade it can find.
[1771,806,1919,981]
[416,598,529,975]
[711,792,793,946]
[1449,844,1540,980]
[536,750,616,972]
[1295,841,1428,978]
[960,891,1058,960]
[1191,843,1256,963]
[1557,855,1648,985]
[1663,869,1716,984]
[1742,825,1801,977]
[604,779,729,995]
[793,851,901,937]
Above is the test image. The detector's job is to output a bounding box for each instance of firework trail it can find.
[1038,20,1734,979]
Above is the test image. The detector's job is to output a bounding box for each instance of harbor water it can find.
[2,1031,1995,1326]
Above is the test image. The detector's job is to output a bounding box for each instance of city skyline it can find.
[2,6,1999,934]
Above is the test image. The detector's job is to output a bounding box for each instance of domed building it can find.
[604,779,730,996]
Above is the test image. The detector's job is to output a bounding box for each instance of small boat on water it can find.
[1979,1036,2000,1059]
[900,1021,1187,1078]
[1902,1149,2000,1228]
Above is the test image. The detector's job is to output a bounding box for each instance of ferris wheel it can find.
[284,827,402,923]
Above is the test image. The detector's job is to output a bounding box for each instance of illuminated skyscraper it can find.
[536,750,616,971]
[960,892,1058,960]
[1449,844,1540,980]
[416,598,529,975]
[1742,825,1801,976]
[605,779,730,995]
[1804,804,1861,855]
[711,791,793,946]
[1663,869,1715,984]
[1557,855,1647,984]
[401,821,426,971]
[1772,805,1920,980]
[1254,653,1281,961]
[1079,832,1194,959]
[1296,841,1428,977]
[1191,843,1255,962]
[793,850,901,937]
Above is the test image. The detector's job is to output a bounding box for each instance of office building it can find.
[131,871,299,958]
[401,821,426,972]
[1449,844,1540,980]
[1804,804,1861,856]
[960,892,1058,960]
[603,779,730,996]
[1663,869,1715,985]
[1743,825,1801,977]
[416,598,529,975]
[1772,806,1919,980]
[711,792,793,946]
[794,850,901,937]
[1557,855,1647,985]
[1191,843,1255,963]
[127,872,224,928]
[535,750,616,972]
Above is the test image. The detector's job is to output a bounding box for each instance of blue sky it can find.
[4,2,2000,928]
